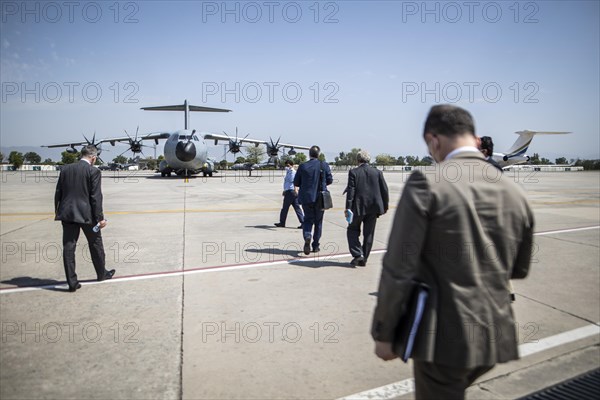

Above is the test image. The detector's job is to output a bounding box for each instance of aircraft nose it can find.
[175,141,196,162]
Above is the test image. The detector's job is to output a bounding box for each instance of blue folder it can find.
[393,281,430,362]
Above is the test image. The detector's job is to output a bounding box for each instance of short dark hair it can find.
[285,159,294,167]
[81,145,98,158]
[423,105,475,138]
[480,136,494,154]
[309,145,320,159]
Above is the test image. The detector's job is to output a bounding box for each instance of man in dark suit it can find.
[372,105,534,399]
[479,135,503,171]
[294,145,333,255]
[345,150,389,266]
[55,145,115,292]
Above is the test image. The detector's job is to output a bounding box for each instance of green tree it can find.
[24,152,41,164]
[145,158,158,170]
[113,155,128,164]
[421,156,434,165]
[293,152,307,165]
[61,151,79,164]
[246,146,264,164]
[157,155,165,162]
[235,156,246,164]
[405,155,416,165]
[0,152,4,163]
[529,153,541,165]
[318,153,326,162]
[555,157,568,165]
[42,158,55,165]
[375,154,393,166]
[8,151,24,169]
[396,156,406,165]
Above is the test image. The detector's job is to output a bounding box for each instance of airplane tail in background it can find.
[141,100,231,130]
[505,130,571,158]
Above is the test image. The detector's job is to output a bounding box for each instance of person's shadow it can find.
[289,259,356,269]
[2,276,72,292]
[245,247,302,258]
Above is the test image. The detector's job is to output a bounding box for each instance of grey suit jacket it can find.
[372,152,534,368]
[55,160,104,225]
[345,164,389,217]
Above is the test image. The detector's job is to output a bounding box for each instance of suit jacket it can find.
[372,152,534,368]
[55,160,104,225]
[294,159,333,205]
[345,164,389,217]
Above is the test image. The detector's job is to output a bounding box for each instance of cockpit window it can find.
[193,135,199,141]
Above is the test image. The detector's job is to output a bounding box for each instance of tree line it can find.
[1,149,599,170]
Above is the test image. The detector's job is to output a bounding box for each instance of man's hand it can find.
[375,341,398,361]
[98,220,108,229]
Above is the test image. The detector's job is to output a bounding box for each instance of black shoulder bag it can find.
[317,161,333,210]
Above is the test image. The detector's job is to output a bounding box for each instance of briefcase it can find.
[318,190,333,210]
[393,281,430,362]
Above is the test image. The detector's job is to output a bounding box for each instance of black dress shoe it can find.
[312,247,320,253]
[98,269,115,281]
[350,256,365,266]
[303,238,311,255]
[297,225,302,229]
[274,223,285,228]
[358,259,367,267]
[69,283,81,292]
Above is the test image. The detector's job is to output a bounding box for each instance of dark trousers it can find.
[279,190,304,225]
[302,203,325,249]
[413,360,493,400]
[347,213,378,260]
[62,222,106,288]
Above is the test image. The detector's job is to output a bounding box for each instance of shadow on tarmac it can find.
[289,260,356,269]
[1,276,70,292]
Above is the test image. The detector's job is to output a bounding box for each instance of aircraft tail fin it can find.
[141,100,231,129]
[505,130,571,157]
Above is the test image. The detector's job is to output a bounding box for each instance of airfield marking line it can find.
[0,250,388,294]
[337,323,600,400]
[1,225,599,294]
[534,225,599,236]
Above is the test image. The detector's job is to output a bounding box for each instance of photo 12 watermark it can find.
[401,81,540,104]
[201,81,340,104]
[1,1,140,24]
[1,320,140,344]
[200,321,340,344]
[1,82,140,104]
[400,1,540,24]
[1,241,140,265]
[201,1,340,23]
[201,241,340,264]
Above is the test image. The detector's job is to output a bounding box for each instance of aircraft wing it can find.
[42,141,90,148]
[100,132,171,145]
[202,133,311,150]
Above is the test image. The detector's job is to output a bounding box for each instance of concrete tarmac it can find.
[0,168,598,399]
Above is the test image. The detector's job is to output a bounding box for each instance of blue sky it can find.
[1,0,598,161]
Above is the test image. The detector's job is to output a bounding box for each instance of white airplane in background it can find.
[491,130,571,168]
[43,100,310,177]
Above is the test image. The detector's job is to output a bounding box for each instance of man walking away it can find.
[55,145,115,292]
[345,150,389,266]
[294,146,333,255]
[372,105,534,399]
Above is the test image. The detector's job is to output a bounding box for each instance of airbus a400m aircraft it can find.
[43,100,311,177]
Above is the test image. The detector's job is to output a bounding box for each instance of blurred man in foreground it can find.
[372,105,534,399]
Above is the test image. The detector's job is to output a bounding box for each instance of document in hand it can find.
[393,281,430,362]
